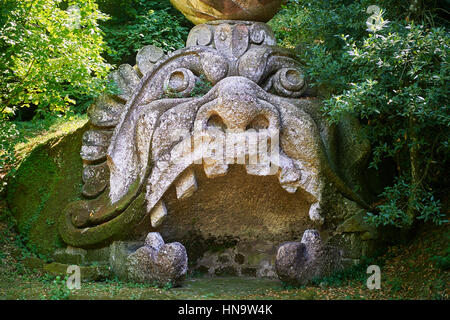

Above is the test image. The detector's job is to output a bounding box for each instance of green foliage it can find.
[0,0,111,116]
[45,275,71,300]
[325,23,449,226]
[365,177,447,227]
[189,75,213,97]
[430,251,450,271]
[99,0,191,65]
[0,117,22,177]
[311,255,382,288]
[271,0,449,228]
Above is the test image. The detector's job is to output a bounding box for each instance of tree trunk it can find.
[406,116,422,226]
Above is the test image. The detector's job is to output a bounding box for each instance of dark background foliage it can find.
[97,0,192,65]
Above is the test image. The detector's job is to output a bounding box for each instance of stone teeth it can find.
[246,164,273,176]
[175,168,198,200]
[281,184,298,194]
[278,158,301,193]
[203,162,228,178]
[308,202,324,224]
[150,201,168,228]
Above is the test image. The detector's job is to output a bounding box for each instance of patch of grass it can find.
[430,250,450,271]
[312,255,384,288]
[13,114,88,161]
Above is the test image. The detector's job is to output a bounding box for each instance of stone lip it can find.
[170,0,286,25]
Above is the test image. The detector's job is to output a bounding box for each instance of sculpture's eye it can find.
[164,68,197,97]
[246,114,269,130]
[207,114,227,130]
[271,67,306,98]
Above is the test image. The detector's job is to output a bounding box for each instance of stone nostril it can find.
[207,114,227,131]
[246,114,269,131]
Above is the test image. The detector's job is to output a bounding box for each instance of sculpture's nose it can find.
[195,76,280,131]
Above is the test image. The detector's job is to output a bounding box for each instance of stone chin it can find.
[59,21,369,249]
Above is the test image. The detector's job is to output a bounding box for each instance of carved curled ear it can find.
[238,46,307,97]
[138,47,229,104]
[164,68,197,97]
[272,67,306,97]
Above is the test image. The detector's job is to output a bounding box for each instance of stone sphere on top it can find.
[170,0,286,25]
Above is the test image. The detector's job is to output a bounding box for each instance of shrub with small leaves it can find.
[0,117,22,180]
[0,0,111,116]
[271,1,449,228]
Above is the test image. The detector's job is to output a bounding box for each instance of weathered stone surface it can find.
[127,233,188,287]
[7,120,88,255]
[170,0,285,25]
[108,64,140,102]
[0,12,383,284]
[144,232,165,250]
[336,212,378,239]
[87,95,124,128]
[175,167,198,200]
[110,241,143,280]
[275,230,343,286]
[82,162,110,198]
[53,246,87,265]
[136,45,165,77]
[127,246,156,283]
[192,239,278,278]
[57,19,377,279]
[80,130,113,162]
[43,262,112,282]
[150,201,168,228]
[85,246,110,264]
[154,242,188,286]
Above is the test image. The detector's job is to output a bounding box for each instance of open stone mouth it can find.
[155,164,317,245]
[147,129,317,230]
[59,21,368,250]
[118,77,322,233]
[61,76,325,247]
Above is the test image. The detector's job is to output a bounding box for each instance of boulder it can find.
[275,230,343,286]
[127,232,188,287]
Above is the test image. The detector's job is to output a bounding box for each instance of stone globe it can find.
[170,0,286,25]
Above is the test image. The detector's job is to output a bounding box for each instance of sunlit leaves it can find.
[0,0,111,115]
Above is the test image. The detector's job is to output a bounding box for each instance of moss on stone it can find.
[43,262,112,282]
[7,122,88,256]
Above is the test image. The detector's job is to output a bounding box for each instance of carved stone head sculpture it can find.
[59,3,376,278]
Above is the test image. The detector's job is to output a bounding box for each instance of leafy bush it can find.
[0,118,21,176]
[271,0,450,227]
[0,0,111,116]
[99,0,191,65]
[430,249,450,271]
[365,177,446,227]
[325,22,449,226]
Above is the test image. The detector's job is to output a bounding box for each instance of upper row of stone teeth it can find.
[149,155,303,228]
